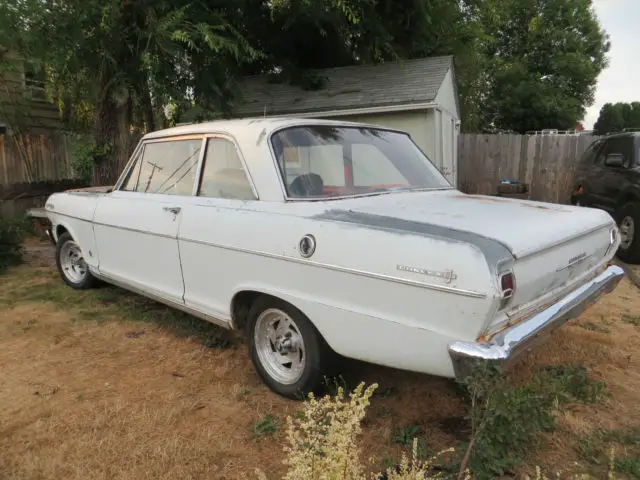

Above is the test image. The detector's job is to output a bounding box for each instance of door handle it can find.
[163,206,181,214]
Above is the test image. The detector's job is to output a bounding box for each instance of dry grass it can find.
[1,241,639,479]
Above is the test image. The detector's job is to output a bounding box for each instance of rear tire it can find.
[615,202,640,264]
[246,296,330,399]
[55,232,98,289]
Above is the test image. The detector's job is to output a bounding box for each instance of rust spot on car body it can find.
[455,194,571,212]
[65,185,113,194]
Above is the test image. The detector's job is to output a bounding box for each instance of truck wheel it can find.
[247,296,329,399]
[55,232,98,289]
[616,202,640,264]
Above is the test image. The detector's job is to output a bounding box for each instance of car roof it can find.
[602,131,640,139]
[142,117,405,142]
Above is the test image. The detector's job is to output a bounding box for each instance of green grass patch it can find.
[622,314,640,326]
[580,321,611,333]
[455,363,609,480]
[576,426,640,477]
[0,265,236,349]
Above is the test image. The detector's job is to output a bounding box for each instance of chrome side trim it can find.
[89,267,232,330]
[180,236,486,298]
[191,137,208,196]
[54,210,485,297]
[448,264,625,380]
[92,220,175,239]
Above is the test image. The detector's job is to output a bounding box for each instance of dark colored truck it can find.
[571,131,640,263]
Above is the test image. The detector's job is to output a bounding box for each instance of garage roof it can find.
[231,55,454,117]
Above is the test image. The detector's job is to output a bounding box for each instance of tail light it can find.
[499,271,515,309]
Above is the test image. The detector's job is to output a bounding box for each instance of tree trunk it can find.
[140,83,155,133]
[92,76,134,186]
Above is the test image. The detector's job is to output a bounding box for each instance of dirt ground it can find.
[1,240,639,480]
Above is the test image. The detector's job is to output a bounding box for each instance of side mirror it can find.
[604,153,625,167]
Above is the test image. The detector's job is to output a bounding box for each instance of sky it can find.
[583,0,640,129]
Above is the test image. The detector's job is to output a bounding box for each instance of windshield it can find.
[270,125,451,199]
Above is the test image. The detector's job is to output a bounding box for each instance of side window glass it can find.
[121,147,144,191]
[122,138,202,195]
[591,141,607,165]
[602,138,629,168]
[198,137,256,200]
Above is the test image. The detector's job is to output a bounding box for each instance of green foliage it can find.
[0,216,30,273]
[459,363,608,479]
[622,314,640,326]
[254,414,282,437]
[594,102,640,135]
[477,0,610,133]
[576,426,640,477]
[392,425,422,447]
[1,0,610,153]
[69,135,111,182]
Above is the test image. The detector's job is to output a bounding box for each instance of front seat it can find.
[289,173,324,197]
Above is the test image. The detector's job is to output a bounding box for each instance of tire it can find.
[55,232,98,289]
[615,202,640,264]
[246,296,331,399]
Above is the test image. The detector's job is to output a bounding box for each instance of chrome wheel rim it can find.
[60,240,88,284]
[620,216,635,250]
[254,308,305,385]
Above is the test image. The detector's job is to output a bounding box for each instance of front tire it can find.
[616,202,640,264]
[55,232,98,289]
[247,296,330,399]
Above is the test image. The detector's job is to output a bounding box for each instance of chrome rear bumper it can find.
[448,265,625,381]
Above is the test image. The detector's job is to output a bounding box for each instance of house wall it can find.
[434,69,459,120]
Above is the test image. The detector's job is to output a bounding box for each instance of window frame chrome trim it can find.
[196,133,260,201]
[266,123,455,202]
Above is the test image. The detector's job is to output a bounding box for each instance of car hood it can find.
[323,189,614,258]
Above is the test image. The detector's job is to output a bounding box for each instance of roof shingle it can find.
[232,55,453,117]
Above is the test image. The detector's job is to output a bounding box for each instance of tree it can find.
[593,102,640,134]
[2,0,262,184]
[478,0,609,133]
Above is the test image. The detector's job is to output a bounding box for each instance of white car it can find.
[40,118,624,398]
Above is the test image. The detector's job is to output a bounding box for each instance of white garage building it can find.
[232,56,461,186]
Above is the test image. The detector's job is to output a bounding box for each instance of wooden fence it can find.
[0,132,78,185]
[457,134,597,205]
[0,131,599,208]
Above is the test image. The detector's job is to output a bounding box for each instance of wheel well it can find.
[619,193,640,208]
[230,290,262,330]
[56,225,69,239]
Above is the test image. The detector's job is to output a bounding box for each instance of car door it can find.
[93,135,204,303]
[177,135,259,321]
[588,136,634,214]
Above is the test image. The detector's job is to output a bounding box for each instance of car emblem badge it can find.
[299,234,316,258]
[397,265,457,284]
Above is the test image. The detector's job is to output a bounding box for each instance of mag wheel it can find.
[55,232,98,289]
[247,296,330,399]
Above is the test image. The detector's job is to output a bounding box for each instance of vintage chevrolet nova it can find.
[41,118,625,398]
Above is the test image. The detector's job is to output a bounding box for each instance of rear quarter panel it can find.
[178,200,498,377]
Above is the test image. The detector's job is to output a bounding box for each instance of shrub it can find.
[260,369,615,480]
[458,363,609,479]
[0,215,29,273]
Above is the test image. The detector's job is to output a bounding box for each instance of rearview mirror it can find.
[604,153,625,167]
